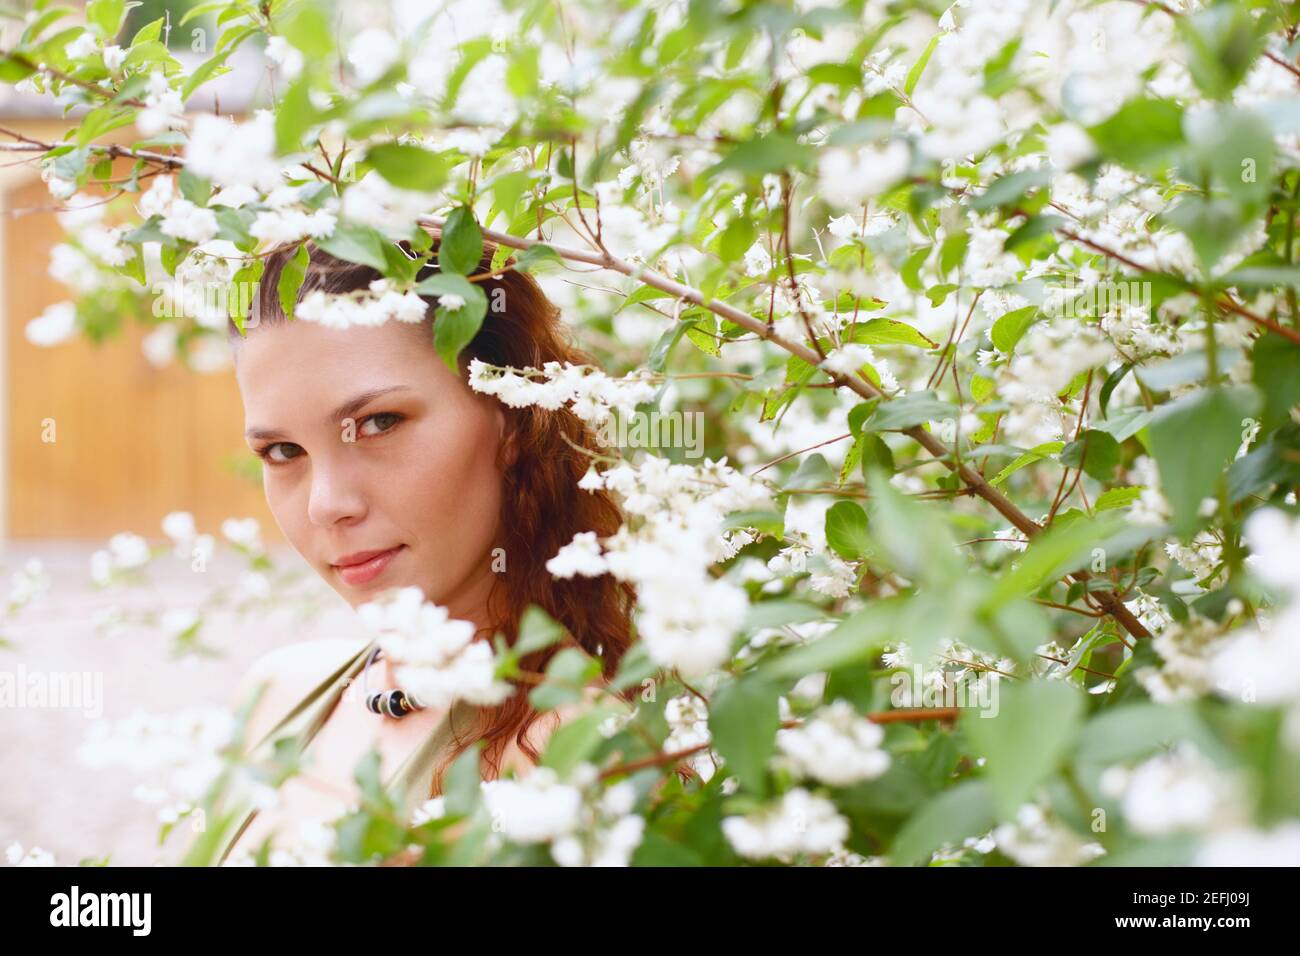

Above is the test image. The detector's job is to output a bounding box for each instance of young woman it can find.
[210,237,636,864]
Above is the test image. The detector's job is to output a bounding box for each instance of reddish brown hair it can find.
[229,236,637,794]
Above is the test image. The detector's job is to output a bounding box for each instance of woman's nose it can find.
[306,456,368,528]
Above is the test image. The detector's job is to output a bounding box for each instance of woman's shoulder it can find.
[232,638,371,745]
[498,682,626,778]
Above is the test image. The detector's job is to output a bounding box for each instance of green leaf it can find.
[704,131,813,180]
[178,167,211,206]
[514,606,565,656]
[86,0,126,38]
[988,510,1126,605]
[0,54,36,84]
[1075,702,1228,778]
[847,318,937,349]
[1004,214,1064,254]
[540,708,613,778]
[276,243,309,319]
[1252,332,1300,432]
[719,217,755,262]
[990,305,1039,352]
[1163,195,1246,269]
[824,500,870,561]
[512,243,563,274]
[962,680,1084,820]
[182,46,239,101]
[762,597,903,679]
[860,432,894,476]
[904,34,939,96]
[130,16,163,46]
[317,222,388,271]
[432,287,489,373]
[1094,486,1143,512]
[709,676,783,795]
[529,647,600,711]
[1183,106,1274,205]
[438,206,484,276]
[75,105,134,146]
[366,143,450,193]
[1059,429,1121,482]
[865,469,961,584]
[274,77,317,155]
[783,451,835,490]
[971,169,1052,211]
[988,441,1064,486]
[890,780,996,865]
[1147,385,1261,536]
[277,1,334,57]
[863,391,957,432]
[1087,98,1185,169]
[1176,3,1266,100]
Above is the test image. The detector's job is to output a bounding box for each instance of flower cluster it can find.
[356,587,511,709]
[467,359,661,425]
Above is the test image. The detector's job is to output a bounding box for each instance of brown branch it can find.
[413,213,1153,641]
[598,708,960,780]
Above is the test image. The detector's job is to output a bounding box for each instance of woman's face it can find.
[234,315,510,623]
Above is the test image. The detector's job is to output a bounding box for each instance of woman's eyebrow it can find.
[244,385,413,441]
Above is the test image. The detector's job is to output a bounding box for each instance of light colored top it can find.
[193,638,481,866]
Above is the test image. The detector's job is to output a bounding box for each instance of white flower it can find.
[25,302,77,347]
[916,92,1003,160]
[546,531,607,578]
[5,842,55,866]
[347,28,401,86]
[221,517,264,553]
[664,694,720,782]
[160,199,219,244]
[774,699,891,786]
[64,33,99,60]
[411,796,446,826]
[74,224,131,268]
[185,112,282,193]
[481,766,584,843]
[438,293,465,312]
[1101,744,1245,836]
[743,241,772,276]
[102,45,126,72]
[108,532,151,569]
[993,803,1106,867]
[250,206,337,245]
[161,607,200,638]
[8,558,51,607]
[357,586,511,709]
[293,285,429,328]
[827,214,863,239]
[78,706,239,808]
[1241,508,1300,595]
[722,788,850,861]
[1196,823,1300,866]
[817,140,910,208]
[162,511,197,544]
[137,72,186,137]
[1045,123,1096,170]
[265,36,304,80]
[340,170,437,238]
[142,323,179,368]
[819,343,876,377]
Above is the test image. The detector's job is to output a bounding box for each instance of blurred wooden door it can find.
[3,174,279,541]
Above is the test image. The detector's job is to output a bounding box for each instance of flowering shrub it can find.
[6,0,1300,866]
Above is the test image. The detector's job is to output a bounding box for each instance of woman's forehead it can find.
[235,318,450,407]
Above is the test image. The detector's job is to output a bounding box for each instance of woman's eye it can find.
[261,443,303,464]
[359,412,403,437]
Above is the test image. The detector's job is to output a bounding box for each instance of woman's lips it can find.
[332,545,405,586]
